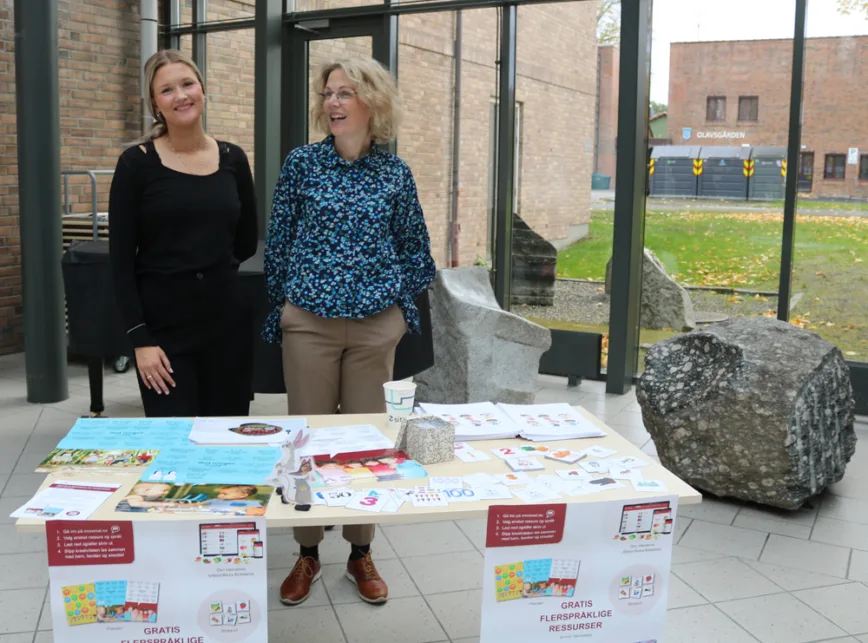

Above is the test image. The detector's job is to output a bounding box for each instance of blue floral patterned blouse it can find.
[262,136,437,344]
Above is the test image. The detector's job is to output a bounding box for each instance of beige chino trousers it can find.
[280,301,406,547]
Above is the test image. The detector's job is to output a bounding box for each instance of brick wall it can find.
[668,36,868,200]
[0,1,18,353]
[0,0,598,353]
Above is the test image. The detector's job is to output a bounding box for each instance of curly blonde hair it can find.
[311,57,402,145]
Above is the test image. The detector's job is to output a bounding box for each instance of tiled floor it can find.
[1,352,867,643]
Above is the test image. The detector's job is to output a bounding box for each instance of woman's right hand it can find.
[135,346,175,394]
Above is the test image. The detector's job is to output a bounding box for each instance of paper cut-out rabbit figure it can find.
[267,429,313,505]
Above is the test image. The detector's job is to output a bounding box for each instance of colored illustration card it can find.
[441,487,483,503]
[61,583,98,626]
[39,449,160,472]
[580,460,609,474]
[428,476,465,490]
[545,448,586,464]
[611,455,651,469]
[582,445,618,459]
[505,456,545,472]
[410,487,449,508]
[317,488,355,507]
[491,446,525,459]
[555,468,591,481]
[344,489,388,513]
[495,472,533,486]
[587,477,625,490]
[454,442,492,463]
[632,479,668,492]
[608,464,645,482]
[493,562,525,602]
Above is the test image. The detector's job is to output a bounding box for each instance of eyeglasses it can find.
[318,89,357,103]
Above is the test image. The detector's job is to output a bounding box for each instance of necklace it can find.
[167,136,210,174]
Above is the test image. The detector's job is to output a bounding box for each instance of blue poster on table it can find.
[57,418,193,450]
[140,446,282,485]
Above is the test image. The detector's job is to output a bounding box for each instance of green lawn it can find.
[555,209,868,358]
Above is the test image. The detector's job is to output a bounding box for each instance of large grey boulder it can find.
[606,248,695,331]
[414,267,552,404]
[637,317,855,510]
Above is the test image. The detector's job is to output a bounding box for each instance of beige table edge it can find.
[15,408,701,533]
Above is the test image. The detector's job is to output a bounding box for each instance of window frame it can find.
[706,95,726,122]
[860,154,868,181]
[737,95,759,122]
[823,153,846,180]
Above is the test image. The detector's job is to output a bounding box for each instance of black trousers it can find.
[136,325,253,418]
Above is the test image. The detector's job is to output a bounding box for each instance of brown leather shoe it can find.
[279,556,321,606]
[345,551,388,604]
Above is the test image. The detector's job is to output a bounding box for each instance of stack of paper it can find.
[417,403,518,441]
[499,403,607,441]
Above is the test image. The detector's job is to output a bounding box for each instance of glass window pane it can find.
[511,1,613,373]
[641,0,797,375]
[795,7,868,366]
[205,29,256,163]
[396,9,498,271]
[207,0,255,20]
[293,0,384,12]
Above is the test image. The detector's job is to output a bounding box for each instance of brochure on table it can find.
[419,402,606,441]
[481,495,678,643]
[58,418,194,450]
[188,417,307,446]
[116,447,280,517]
[11,481,121,520]
[47,517,267,642]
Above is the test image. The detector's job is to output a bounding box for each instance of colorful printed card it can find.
[493,562,524,602]
[39,449,160,472]
[312,450,427,486]
[61,583,97,626]
[492,558,580,601]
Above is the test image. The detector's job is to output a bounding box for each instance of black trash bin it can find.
[62,239,133,415]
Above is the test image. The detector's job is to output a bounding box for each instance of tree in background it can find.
[836,0,868,15]
[598,0,620,45]
[650,101,668,116]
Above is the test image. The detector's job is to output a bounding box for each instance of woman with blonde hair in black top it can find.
[109,49,257,417]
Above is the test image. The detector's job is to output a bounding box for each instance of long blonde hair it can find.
[127,49,206,147]
[311,57,402,145]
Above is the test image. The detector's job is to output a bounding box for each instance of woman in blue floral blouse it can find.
[263,56,436,607]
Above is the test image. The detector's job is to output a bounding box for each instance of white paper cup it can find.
[383,381,417,429]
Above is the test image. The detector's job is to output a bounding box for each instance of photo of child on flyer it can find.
[312,450,427,485]
[115,482,271,516]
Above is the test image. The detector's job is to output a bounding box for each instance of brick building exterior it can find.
[0,0,597,354]
[667,36,868,201]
